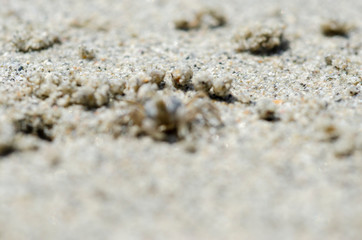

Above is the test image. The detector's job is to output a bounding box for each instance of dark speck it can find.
[18,66,24,71]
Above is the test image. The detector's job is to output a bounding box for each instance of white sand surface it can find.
[0,0,361,239]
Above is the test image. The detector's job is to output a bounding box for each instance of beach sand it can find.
[0,0,361,239]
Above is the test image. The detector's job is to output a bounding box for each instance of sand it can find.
[0,0,361,239]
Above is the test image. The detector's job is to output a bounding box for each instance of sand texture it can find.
[0,0,362,239]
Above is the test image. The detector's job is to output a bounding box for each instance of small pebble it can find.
[211,76,232,98]
[192,72,213,93]
[148,69,166,87]
[171,66,193,90]
[256,99,278,121]
[234,22,286,54]
[174,8,226,31]
[79,45,96,60]
[12,28,61,53]
[321,19,353,37]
